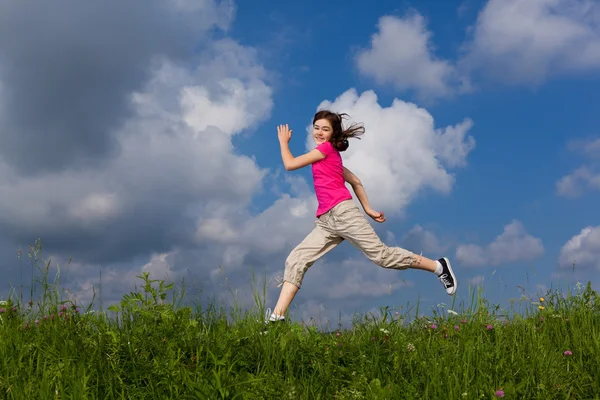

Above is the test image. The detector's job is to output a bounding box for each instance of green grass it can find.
[0,241,599,399]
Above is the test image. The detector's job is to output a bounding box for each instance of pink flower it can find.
[495,390,504,397]
[487,324,493,330]
[335,332,341,337]
[564,350,573,356]
[431,324,438,329]
[461,319,467,324]
[0,308,5,313]
[454,325,460,331]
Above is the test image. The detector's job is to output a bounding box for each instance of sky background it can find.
[0,0,599,328]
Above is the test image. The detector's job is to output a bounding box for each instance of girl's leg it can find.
[408,254,438,272]
[332,202,457,294]
[273,281,299,317]
[270,220,342,319]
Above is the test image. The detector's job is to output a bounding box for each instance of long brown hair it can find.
[313,109,364,151]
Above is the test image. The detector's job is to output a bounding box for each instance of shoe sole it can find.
[441,257,457,296]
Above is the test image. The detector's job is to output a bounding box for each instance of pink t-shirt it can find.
[312,141,352,217]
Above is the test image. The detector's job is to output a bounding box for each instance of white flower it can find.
[448,310,458,315]
[0,301,7,306]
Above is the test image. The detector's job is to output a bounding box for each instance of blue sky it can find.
[232,0,600,310]
[0,0,599,327]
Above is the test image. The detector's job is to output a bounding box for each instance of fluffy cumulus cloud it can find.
[355,13,463,100]
[0,0,282,306]
[558,226,600,271]
[0,1,477,327]
[0,0,235,175]
[556,137,600,198]
[307,89,475,215]
[455,220,544,267]
[462,0,600,85]
[398,225,450,255]
[355,1,600,96]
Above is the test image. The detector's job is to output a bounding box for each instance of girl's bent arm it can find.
[280,144,325,171]
[343,167,386,223]
[343,167,371,210]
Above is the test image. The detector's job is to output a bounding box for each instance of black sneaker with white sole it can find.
[437,257,457,295]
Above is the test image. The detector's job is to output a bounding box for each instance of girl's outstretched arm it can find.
[343,167,386,223]
[278,124,325,171]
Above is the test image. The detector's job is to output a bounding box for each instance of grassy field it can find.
[0,242,598,399]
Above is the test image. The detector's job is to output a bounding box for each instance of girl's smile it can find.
[313,118,333,145]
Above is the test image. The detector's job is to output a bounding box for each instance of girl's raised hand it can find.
[277,124,292,143]
[366,208,386,223]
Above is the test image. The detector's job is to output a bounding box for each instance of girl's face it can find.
[313,118,333,145]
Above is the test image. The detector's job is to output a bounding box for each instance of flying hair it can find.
[313,109,365,151]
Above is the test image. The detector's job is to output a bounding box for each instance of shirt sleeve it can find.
[316,141,334,157]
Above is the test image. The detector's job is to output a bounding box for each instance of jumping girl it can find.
[265,110,457,326]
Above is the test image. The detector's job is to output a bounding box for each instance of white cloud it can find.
[355,13,461,100]
[556,136,600,198]
[456,220,544,267]
[558,226,600,271]
[567,137,600,159]
[462,0,600,85]
[307,88,475,215]
[0,37,272,262]
[556,166,600,198]
[399,225,450,255]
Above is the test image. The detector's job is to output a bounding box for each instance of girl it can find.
[265,110,457,326]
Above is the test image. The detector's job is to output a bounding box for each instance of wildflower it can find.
[380,328,389,334]
[538,305,545,310]
[461,319,467,324]
[564,350,573,356]
[35,319,39,325]
[406,343,416,352]
[487,324,493,330]
[431,324,438,329]
[495,390,504,397]
[0,308,5,313]
[0,301,6,306]
[43,316,48,321]
[61,304,67,311]
[448,309,458,315]
[454,325,460,331]
[335,331,341,337]
[11,307,16,312]
[540,297,545,302]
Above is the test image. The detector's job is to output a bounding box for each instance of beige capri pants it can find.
[284,199,418,288]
